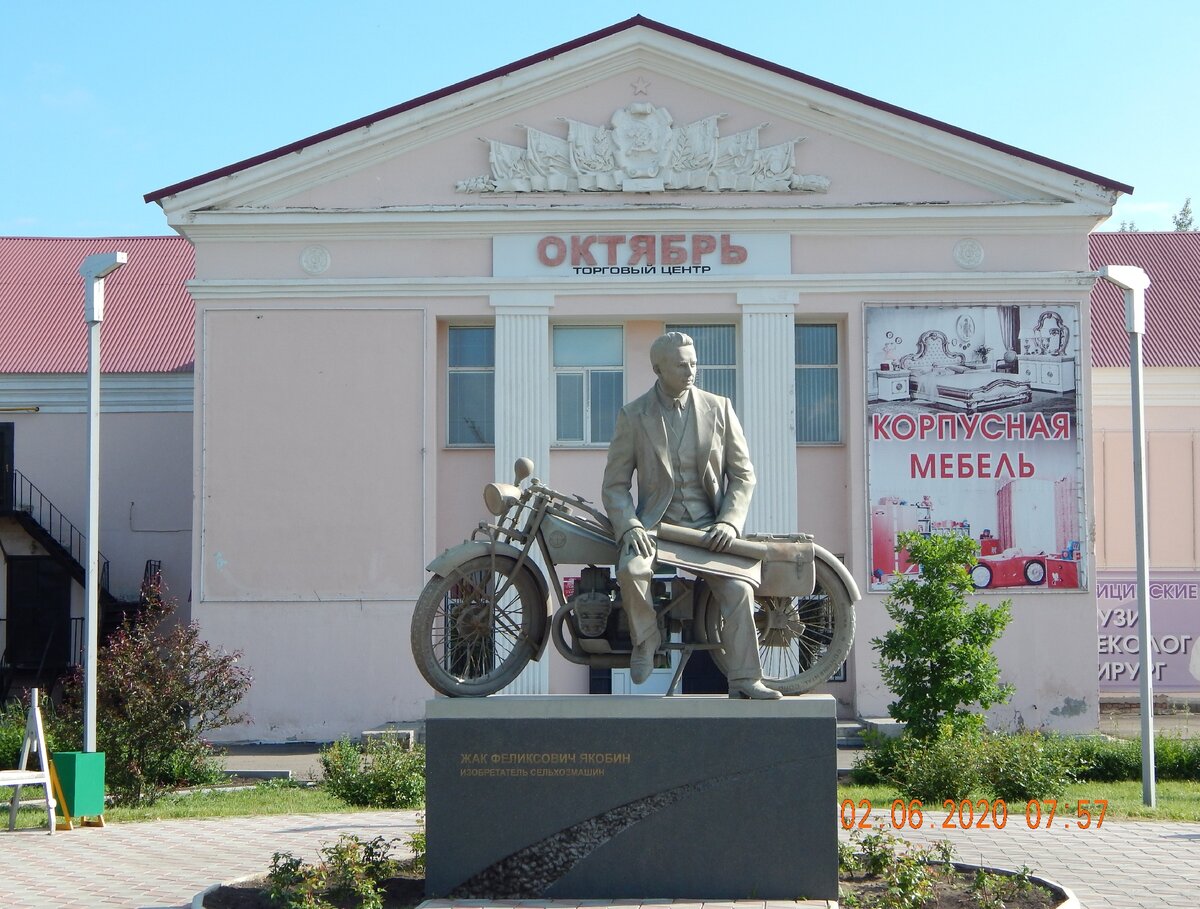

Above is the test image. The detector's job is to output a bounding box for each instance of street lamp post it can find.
[1099,264,1154,807]
[79,251,127,753]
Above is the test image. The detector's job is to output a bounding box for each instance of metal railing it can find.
[10,468,110,592]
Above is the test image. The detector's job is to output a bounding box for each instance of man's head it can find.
[650,331,697,398]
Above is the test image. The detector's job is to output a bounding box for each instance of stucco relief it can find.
[299,245,331,275]
[456,102,830,194]
[953,238,985,270]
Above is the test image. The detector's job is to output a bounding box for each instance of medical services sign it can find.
[1097,572,1200,693]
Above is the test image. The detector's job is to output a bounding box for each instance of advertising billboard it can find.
[1097,573,1200,693]
[865,304,1085,592]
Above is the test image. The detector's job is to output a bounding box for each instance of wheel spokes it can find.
[756,593,836,681]
[433,567,532,682]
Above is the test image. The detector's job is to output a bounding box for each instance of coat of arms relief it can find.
[456,102,830,194]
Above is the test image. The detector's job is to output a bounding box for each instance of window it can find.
[554,327,623,445]
[795,323,840,443]
[448,326,494,445]
[666,323,736,403]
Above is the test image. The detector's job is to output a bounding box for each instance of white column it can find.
[492,292,553,694]
[738,290,798,534]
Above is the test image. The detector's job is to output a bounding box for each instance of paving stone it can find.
[1,810,1198,908]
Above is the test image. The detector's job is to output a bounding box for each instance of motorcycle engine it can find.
[572,590,613,637]
[568,566,618,639]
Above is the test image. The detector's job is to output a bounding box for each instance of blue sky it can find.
[2,1,1194,236]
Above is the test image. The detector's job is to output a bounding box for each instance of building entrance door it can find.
[6,557,72,672]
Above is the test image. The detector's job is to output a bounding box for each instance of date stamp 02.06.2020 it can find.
[840,798,1108,832]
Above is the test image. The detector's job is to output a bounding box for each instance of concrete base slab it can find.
[425,695,837,901]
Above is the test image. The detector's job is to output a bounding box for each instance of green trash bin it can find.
[51,751,106,818]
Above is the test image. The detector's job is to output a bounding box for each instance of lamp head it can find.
[80,251,128,281]
[1099,265,1151,334]
[80,252,128,323]
[1099,265,1151,293]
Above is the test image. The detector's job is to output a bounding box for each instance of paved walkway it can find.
[1,808,1199,908]
[0,811,421,909]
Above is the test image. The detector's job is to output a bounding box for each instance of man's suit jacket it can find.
[602,384,756,544]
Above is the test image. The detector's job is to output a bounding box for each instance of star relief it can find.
[631,76,651,95]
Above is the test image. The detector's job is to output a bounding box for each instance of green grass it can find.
[839,780,1200,822]
[10,780,360,829]
[11,777,1197,833]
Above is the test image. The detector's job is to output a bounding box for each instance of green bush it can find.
[849,729,905,786]
[981,732,1075,802]
[840,831,956,909]
[1155,732,1200,780]
[1051,733,1200,782]
[1061,735,1139,782]
[872,532,1013,740]
[268,834,399,909]
[320,738,425,809]
[888,731,985,802]
[861,729,1078,801]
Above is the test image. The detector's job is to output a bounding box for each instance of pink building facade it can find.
[147,18,1128,740]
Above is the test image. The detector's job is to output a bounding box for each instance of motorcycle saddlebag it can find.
[745,533,816,598]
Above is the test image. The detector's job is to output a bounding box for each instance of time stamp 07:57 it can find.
[840,798,1108,831]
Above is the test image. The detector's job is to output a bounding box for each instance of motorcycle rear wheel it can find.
[701,559,855,695]
[411,555,545,697]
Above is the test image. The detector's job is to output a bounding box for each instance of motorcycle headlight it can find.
[483,482,521,516]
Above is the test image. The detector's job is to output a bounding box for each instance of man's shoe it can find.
[629,633,660,684]
[728,680,783,700]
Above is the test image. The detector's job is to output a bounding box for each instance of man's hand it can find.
[622,526,654,558]
[703,522,737,552]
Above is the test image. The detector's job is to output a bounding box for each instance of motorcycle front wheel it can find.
[702,559,856,695]
[411,555,546,697]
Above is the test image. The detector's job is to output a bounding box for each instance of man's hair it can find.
[650,331,695,369]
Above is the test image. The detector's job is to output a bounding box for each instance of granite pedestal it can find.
[425,695,836,901]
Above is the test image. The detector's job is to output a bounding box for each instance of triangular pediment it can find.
[149,18,1126,221]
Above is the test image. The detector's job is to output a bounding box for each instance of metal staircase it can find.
[7,469,113,601]
[1,469,126,700]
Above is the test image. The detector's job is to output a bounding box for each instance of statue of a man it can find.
[602,331,780,699]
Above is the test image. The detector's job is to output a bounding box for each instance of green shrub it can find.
[887,731,985,801]
[268,834,399,909]
[57,575,251,805]
[972,866,1037,909]
[981,732,1075,801]
[320,738,425,809]
[867,729,1077,801]
[408,813,426,875]
[1051,733,1200,782]
[840,831,956,909]
[849,728,905,786]
[1155,732,1200,780]
[872,532,1013,740]
[1064,735,1140,782]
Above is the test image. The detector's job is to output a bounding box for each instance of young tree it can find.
[872,532,1013,739]
[1173,197,1195,231]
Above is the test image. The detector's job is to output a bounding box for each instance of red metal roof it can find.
[0,236,195,374]
[144,15,1133,204]
[1089,232,1200,368]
